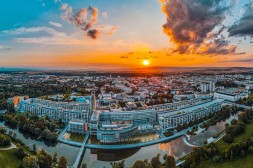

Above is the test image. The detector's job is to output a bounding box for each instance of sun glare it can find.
[143,60,150,66]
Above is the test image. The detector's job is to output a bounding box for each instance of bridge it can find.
[72,133,90,168]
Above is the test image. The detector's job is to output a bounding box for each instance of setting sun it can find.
[143,60,150,66]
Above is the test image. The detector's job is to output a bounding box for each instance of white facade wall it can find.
[158,99,223,129]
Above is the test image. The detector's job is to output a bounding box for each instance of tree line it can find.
[4,112,64,142]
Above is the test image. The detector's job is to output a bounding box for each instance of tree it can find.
[110,160,125,168]
[0,134,11,147]
[7,102,15,113]
[133,160,146,168]
[58,156,68,168]
[33,144,37,153]
[0,127,6,134]
[223,134,233,143]
[16,148,27,159]
[53,152,58,163]
[151,154,161,168]
[163,154,176,168]
[23,155,39,168]
[44,154,53,168]
[81,164,87,168]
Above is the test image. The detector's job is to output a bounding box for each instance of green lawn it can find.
[0,149,22,168]
[69,133,85,142]
[198,154,253,168]
[198,120,253,168]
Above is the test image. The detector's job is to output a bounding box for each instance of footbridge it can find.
[72,133,90,168]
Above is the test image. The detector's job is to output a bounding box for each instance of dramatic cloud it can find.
[49,21,62,28]
[228,3,253,37]
[160,0,236,55]
[61,3,116,39]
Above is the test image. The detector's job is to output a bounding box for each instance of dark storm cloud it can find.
[87,29,99,39]
[228,3,253,37]
[160,0,236,55]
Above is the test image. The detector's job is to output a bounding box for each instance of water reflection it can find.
[159,137,192,158]
[82,136,192,168]
[91,148,141,161]
[188,114,238,145]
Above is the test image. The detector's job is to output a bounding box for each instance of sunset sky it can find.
[1,0,253,70]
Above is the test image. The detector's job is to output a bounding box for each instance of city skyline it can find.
[1,0,253,70]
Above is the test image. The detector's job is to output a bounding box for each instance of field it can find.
[0,149,22,168]
[199,154,253,168]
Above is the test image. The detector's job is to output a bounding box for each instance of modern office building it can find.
[97,124,138,143]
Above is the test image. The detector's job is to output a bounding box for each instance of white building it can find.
[18,98,93,122]
[158,99,223,129]
[214,89,249,102]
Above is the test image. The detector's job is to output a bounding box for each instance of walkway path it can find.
[0,143,17,151]
[176,160,185,167]
[183,136,199,147]
[213,133,226,143]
